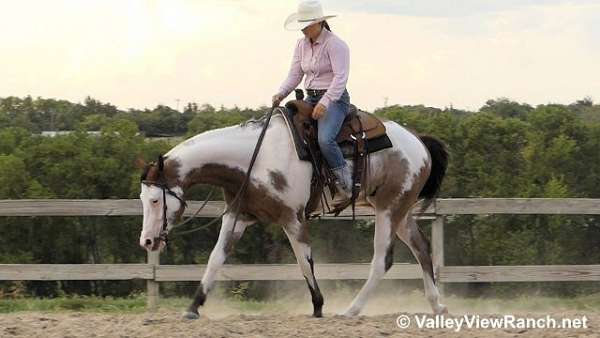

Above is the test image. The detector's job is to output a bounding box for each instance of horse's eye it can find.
[152,199,159,204]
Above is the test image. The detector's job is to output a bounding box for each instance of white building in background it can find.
[40,131,103,137]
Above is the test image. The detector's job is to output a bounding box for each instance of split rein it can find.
[144,104,279,244]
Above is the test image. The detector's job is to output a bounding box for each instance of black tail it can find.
[418,135,449,212]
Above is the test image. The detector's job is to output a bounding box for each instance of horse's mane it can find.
[238,108,283,128]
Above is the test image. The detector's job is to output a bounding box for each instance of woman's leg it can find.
[303,90,352,198]
[317,90,352,197]
[317,96,349,170]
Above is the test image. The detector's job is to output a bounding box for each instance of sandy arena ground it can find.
[1,311,597,338]
[1,289,597,338]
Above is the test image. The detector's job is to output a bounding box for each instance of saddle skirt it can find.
[280,100,393,161]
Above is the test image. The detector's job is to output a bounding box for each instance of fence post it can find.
[431,214,445,296]
[147,250,160,310]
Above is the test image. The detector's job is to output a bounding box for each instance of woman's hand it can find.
[312,103,327,119]
[272,93,284,107]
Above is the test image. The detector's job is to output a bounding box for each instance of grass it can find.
[0,295,148,313]
[0,295,283,314]
[1,292,600,314]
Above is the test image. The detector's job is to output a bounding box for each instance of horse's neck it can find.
[165,119,280,188]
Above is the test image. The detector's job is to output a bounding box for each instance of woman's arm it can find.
[319,38,350,109]
[277,39,304,98]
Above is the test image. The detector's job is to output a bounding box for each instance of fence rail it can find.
[3,263,599,283]
[1,198,600,308]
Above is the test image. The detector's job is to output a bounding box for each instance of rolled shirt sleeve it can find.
[278,38,304,98]
[318,38,350,109]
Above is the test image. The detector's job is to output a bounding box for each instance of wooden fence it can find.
[1,198,600,308]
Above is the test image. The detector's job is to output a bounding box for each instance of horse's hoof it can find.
[340,307,360,317]
[434,304,448,315]
[182,311,200,320]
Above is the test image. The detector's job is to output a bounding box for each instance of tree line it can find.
[0,96,267,137]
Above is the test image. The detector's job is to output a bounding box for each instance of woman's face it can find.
[302,22,322,40]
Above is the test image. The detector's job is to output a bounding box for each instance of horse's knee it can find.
[369,256,389,278]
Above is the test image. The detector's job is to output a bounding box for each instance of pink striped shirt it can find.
[278,28,350,109]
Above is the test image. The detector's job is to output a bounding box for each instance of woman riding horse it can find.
[272,0,352,201]
[137,0,448,320]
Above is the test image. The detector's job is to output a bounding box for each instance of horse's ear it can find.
[134,156,147,170]
[158,155,165,171]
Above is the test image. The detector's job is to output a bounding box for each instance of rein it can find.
[227,104,278,237]
[145,104,278,243]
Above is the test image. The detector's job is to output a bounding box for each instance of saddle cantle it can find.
[281,100,393,161]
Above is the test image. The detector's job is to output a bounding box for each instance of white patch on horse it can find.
[166,115,311,216]
[382,121,429,193]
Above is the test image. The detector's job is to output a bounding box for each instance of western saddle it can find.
[280,89,393,219]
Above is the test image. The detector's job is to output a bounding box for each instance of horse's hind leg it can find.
[342,208,395,316]
[283,219,324,317]
[396,212,447,314]
[183,211,255,319]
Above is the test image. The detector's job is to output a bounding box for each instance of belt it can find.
[306,89,327,97]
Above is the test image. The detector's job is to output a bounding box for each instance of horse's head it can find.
[137,155,186,252]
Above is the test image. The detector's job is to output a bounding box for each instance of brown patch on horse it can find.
[268,170,288,192]
[141,158,182,188]
[371,152,411,210]
[183,163,296,225]
[140,158,186,217]
[372,151,431,230]
[409,221,435,282]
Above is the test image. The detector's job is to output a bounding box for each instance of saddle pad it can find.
[280,107,311,161]
[280,107,393,162]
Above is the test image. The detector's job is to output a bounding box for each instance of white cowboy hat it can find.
[284,1,337,31]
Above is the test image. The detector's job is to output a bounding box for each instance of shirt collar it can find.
[311,28,328,45]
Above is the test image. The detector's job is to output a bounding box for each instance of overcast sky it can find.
[1,0,598,111]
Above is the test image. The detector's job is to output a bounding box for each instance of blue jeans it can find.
[305,89,350,169]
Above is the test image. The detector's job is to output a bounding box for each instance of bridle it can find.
[141,179,188,246]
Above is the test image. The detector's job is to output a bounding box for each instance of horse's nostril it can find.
[145,239,152,246]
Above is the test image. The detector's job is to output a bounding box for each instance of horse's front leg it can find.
[283,220,324,317]
[183,212,255,319]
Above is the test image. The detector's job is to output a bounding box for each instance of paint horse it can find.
[138,108,449,319]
